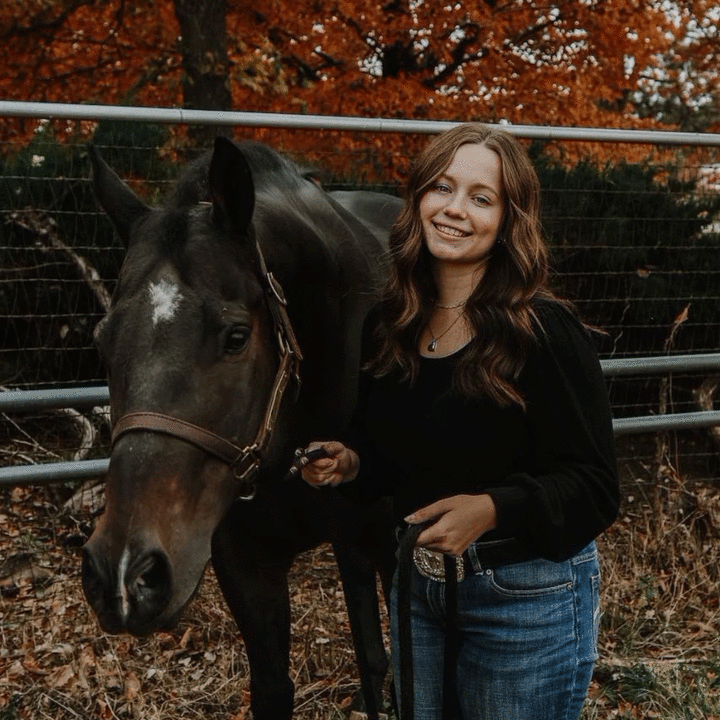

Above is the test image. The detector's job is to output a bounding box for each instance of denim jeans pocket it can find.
[485,541,600,597]
[573,546,602,664]
[489,556,574,597]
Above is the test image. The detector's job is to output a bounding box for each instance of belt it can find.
[464,535,539,570]
[409,534,539,583]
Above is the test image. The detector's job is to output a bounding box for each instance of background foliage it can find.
[3,1,720,172]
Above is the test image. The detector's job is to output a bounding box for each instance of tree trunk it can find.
[174,0,231,147]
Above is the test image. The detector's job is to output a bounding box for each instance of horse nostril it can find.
[131,550,171,603]
[81,542,174,635]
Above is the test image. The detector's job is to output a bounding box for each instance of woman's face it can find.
[419,142,505,272]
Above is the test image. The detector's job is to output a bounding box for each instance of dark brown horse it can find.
[82,137,402,719]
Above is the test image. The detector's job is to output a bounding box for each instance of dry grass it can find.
[2,432,720,719]
[583,433,720,719]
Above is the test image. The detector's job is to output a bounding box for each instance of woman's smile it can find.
[420,142,505,272]
[432,222,471,239]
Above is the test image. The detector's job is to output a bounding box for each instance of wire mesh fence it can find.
[2,108,720,718]
[3,116,720,475]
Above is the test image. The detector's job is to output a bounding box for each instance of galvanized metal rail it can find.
[3,100,720,146]
[3,354,720,486]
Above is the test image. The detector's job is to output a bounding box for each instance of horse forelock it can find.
[122,215,262,340]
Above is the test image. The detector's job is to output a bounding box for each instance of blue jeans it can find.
[390,542,600,720]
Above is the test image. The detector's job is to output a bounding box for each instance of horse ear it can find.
[88,144,151,247]
[209,136,255,234]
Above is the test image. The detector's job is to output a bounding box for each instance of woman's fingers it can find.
[300,441,357,487]
[405,494,498,556]
[308,440,345,458]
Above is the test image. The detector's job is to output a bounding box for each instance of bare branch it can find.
[423,22,486,88]
[7,210,112,313]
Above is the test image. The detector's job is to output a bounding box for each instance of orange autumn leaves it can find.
[2,1,719,177]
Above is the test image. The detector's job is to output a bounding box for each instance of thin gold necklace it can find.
[436,300,468,310]
[426,310,464,352]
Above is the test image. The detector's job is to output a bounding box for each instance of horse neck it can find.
[255,206,378,436]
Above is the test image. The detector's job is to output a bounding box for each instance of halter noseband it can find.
[110,240,303,501]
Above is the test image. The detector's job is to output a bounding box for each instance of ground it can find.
[2,431,720,719]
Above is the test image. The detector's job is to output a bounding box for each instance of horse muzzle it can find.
[81,537,185,636]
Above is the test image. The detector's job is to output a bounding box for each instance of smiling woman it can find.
[419,143,505,279]
[300,122,619,720]
[417,142,506,357]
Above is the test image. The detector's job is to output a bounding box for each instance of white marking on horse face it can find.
[118,547,131,621]
[148,279,182,326]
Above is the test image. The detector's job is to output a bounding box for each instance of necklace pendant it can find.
[427,339,437,352]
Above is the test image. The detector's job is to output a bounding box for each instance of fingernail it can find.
[404,515,416,524]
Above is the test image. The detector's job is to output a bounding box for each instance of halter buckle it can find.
[232,447,261,501]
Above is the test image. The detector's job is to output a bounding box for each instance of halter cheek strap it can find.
[110,240,303,501]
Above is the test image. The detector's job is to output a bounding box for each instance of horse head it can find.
[82,138,300,635]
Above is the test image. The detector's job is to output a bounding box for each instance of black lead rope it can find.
[287,448,461,719]
[397,523,423,720]
[397,523,461,720]
[284,446,381,720]
[442,554,461,720]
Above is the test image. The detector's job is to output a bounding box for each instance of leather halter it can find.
[110,239,303,501]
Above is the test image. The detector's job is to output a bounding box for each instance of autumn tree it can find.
[1,1,719,175]
[627,0,720,132]
[236,1,666,126]
[174,0,232,145]
[0,1,177,105]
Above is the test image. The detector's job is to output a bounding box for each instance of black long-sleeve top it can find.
[345,299,620,562]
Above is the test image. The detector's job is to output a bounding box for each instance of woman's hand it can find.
[405,494,498,557]
[300,441,360,488]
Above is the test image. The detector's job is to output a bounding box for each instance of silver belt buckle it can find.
[413,547,465,583]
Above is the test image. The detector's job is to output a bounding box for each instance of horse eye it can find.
[224,326,251,354]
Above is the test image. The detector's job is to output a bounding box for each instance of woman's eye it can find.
[224,326,251,354]
[473,195,490,205]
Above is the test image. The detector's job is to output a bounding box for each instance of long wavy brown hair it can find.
[368,122,562,408]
